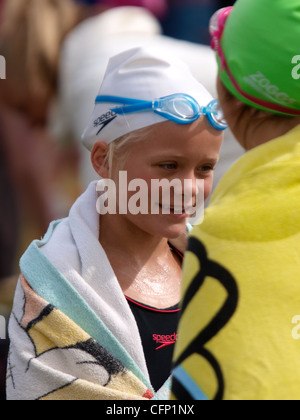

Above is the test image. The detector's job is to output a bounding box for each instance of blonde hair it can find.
[0,0,86,104]
[104,126,155,178]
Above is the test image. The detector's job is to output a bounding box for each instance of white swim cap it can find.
[82,47,213,151]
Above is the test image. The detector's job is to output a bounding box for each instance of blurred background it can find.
[0,0,239,400]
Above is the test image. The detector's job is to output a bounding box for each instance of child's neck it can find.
[99,213,170,264]
[99,213,182,309]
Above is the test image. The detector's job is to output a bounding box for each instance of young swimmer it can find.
[7,47,225,400]
[172,0,300,401]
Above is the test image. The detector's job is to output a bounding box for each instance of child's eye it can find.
[159,163,178,170]
[197,165,215,175]
[200,165,214,172]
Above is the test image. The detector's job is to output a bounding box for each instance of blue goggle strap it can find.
[95,96,152,113]
[95,95,200,124]
[95,95,227,130]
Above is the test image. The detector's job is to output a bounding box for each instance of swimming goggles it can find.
[95,94,228,131]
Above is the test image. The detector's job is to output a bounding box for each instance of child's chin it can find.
[161,222,188,240]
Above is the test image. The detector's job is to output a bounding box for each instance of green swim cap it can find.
[213,0,300,116]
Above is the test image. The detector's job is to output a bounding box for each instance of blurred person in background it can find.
[0,0,17,401]
[161,0,235,45]
[0,0,86,249]
[0,133,18,284]
[0,119,19,401]
[0,0,87,400]
[0,0,85,271]
[162,0,220,45]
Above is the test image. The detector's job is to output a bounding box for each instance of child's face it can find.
[111,119,223,239]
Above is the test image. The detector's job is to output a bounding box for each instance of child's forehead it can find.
[133,121,223,159]
[148,119,220,143]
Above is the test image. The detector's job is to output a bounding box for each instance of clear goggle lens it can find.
[153,94,201,124]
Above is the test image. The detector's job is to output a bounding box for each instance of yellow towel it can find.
[172,125,300,400]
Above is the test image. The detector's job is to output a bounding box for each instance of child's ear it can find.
[91,141,110,178]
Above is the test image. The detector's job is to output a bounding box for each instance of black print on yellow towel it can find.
[173,238,239,400]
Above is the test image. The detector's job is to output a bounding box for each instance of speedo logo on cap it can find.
[94,111,117,135]
[243,71,296,106]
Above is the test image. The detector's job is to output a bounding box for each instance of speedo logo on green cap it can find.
[243,71,296,106]
[292,55,300,80]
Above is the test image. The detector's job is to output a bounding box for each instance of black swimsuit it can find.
[126,245,183,392]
